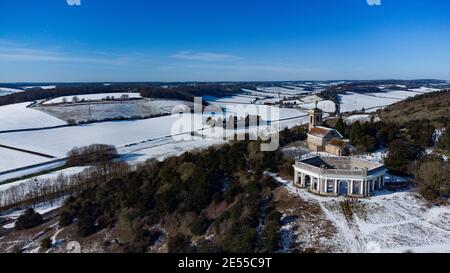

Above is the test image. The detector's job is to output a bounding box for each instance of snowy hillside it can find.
[272,174,450,253]
[0,102,66,131]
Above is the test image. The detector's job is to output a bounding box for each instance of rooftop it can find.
[295,156,386,176]
[327,139,347,148]
[308,126,333,138]
[308,126,343,139]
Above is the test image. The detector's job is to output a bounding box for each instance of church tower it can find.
[309,101,323,130]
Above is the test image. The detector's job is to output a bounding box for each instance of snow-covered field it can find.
[0,102,66,131]
[0,114,197,158]
[339,92,400,113]
[0,160,65,183]
[338,87,442,113]
[43,92,142,104]
[345,114,380,125]
[120,136,226,163]
[272,174,450,253]
[0,87,23,96]
[37,99,193,123]
[206,97,308,120]
[241,89,277,98]
[301,94,323,104]
[204,95,259,104]
[367,90,426,100]
[0,147,52,172]
[302,100,336,113]
[409,87,440,93]
[282,85,308,93]
[23,85,56,90]
[257,86,304,96]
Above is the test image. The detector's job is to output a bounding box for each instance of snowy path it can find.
[318,201,365,252]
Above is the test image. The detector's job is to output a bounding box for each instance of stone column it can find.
[349,181,354,195]
[294,171,299,186]
[301,173,306,187]
[334,180,338,195]
[360,180,364,196]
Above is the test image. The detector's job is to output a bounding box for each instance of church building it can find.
[307,103,351,156]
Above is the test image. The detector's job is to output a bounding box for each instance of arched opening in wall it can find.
[312,177,319,191]
[305,175,311,188]
[338,180,349,195]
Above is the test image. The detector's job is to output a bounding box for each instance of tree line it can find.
[138,84,253,102]
[0,83,255,107]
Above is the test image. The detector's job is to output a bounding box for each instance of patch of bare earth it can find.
[273,187,339,253]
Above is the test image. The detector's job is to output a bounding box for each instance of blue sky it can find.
[0,0,450,82]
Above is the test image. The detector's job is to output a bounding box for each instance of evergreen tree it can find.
[437,125,450,153]
[40,237,52,250]
[384,140,420,175]
[349,121,362,144]
[335,116,346,136]
[15,208,43,230]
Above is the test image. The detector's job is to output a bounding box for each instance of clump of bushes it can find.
[15,208,43,230]
[66,144,118,166]
[190,215,211,236]
[415,157,449,201]
[40,237,52,250]
[261,209,282,252]
[168,233,193,253]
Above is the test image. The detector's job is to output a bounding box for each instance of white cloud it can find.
[0,44,133,66]
[171,51,242,62]
[67,0,81,6]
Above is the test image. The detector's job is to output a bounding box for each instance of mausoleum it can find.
[293,156,387,197]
